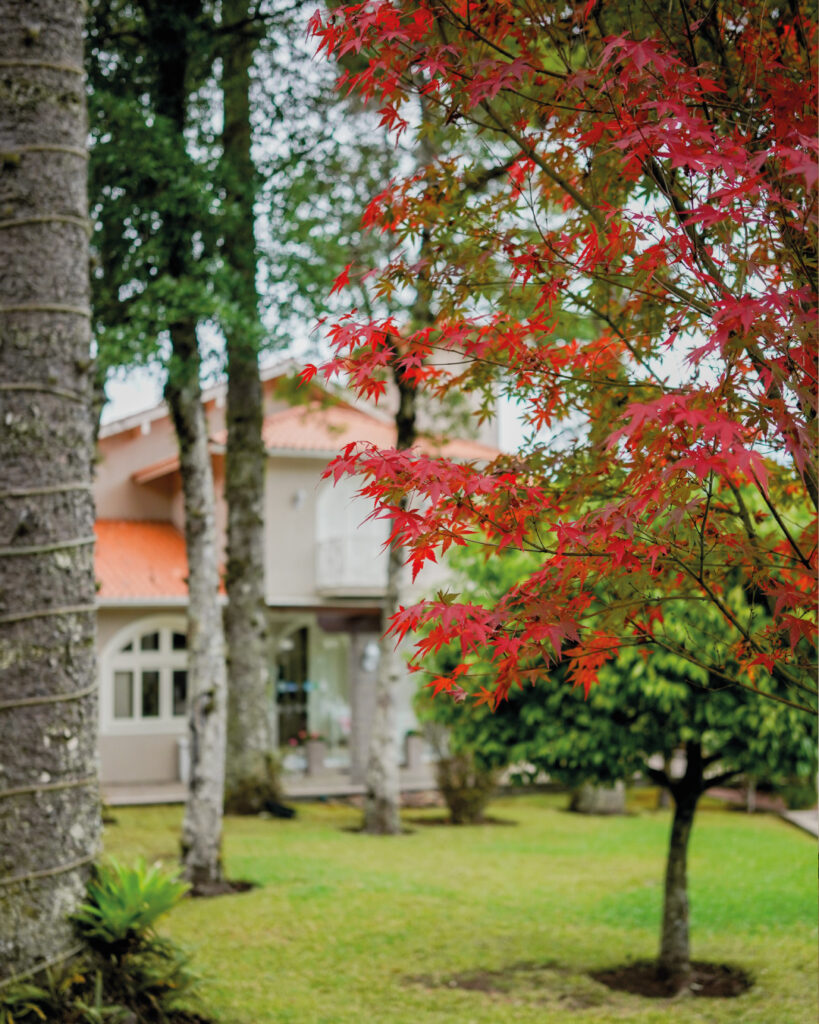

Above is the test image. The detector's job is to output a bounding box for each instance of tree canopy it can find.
[415,543,817,980]
[309,0,818,717]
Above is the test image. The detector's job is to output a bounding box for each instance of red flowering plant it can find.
[306,0,817,715]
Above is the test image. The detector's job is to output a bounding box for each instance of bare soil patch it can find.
[189,878,255,898]
[406,960,605,1009]
[591,960,753,998]
[405,814,518,827]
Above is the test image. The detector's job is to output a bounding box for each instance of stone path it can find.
[707,786,818,838]
[781,808,819,837]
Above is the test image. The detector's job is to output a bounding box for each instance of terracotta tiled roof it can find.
[213,401,500,461]
[95,520,192,601]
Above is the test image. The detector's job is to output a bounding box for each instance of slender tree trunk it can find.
[657,755,672,809]
[166,332,228,891]
[362,120,434,833]
[363,513,410,834]
[363,119,439,833]
[221,0,277,814]
[658,742,704,983]
[150,0,227,890]
[0,0,100,980]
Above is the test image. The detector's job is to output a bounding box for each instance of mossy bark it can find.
[165,329,228,891]
[149,1,227,890]
[0,0,100,980]
[220,0,278,814]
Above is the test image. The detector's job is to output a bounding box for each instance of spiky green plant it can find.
[72,858,190,951]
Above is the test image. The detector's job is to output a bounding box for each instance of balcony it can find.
[315,536,388,596]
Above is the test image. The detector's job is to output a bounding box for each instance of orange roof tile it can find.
[95,520,191,601]
[213,401,500,461]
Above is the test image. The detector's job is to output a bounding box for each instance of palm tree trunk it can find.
[0,0,100,980]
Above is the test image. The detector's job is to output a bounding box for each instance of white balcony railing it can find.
[315,537,388,595]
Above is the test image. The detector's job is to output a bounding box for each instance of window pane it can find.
[172,631,187,650]
[114,671,133,718]
[120,641,133,653]
[141,671,160,717]
[172,670,188,716]
[140,632,160,651]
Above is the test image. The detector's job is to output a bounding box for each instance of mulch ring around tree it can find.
[188,878,256,898]
[590,961,753,998]
[404,814,518,827]
[405,961,607,1010]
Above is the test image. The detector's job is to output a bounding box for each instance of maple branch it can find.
[641,630,816,715]
[564,291,667,389]
[480,103,606,231]
[699,469,715,579]
[432,0,566,81]
[675,556,815,697]
[750,471,814,572]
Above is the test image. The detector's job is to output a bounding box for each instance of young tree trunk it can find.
[166,331,228,891]
[362,116,436,835]
[220,0,278,814]
[0,0,100,980]
[363,527,409,834]
[657,741,705,983]
[150,0,227,890]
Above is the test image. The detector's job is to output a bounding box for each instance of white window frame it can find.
[99,615,189,735]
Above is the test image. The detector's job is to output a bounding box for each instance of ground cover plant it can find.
[102,796,816,1023]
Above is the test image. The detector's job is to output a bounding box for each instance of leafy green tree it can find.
[418,545,817,985]
[87,0,229,890]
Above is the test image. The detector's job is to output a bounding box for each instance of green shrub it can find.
[435,752,498,824]
[0,961,129,1024]
[1,859,200,1024]
[73,857,190,951]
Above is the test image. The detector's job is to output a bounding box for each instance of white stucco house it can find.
[94,367,498,795]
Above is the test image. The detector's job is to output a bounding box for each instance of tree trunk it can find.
[221,0,277,814]
[569,781,626,815]
[657,755,673,809]
[0,0,100,981]
[362,111,436,835]
[166,331,228,891]
[363,533,407,834]
[658,742,704,983]
[150,0,227,891]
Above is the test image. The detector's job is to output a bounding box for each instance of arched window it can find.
[101,617,188,731]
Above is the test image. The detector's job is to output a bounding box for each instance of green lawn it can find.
[103,793,817,1024]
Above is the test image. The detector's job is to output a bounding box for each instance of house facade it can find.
[94,369,498,792]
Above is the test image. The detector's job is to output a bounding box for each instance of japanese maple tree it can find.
[308,0,817,714]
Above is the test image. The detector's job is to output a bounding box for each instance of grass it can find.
[103,791,817,1023]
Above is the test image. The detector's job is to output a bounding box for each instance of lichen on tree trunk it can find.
[363,538,407,834]
[166,330,228,890]
[221,0,278,814]
[0,0,100,981]
[149,0,228,890]
[362,346,418,835]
